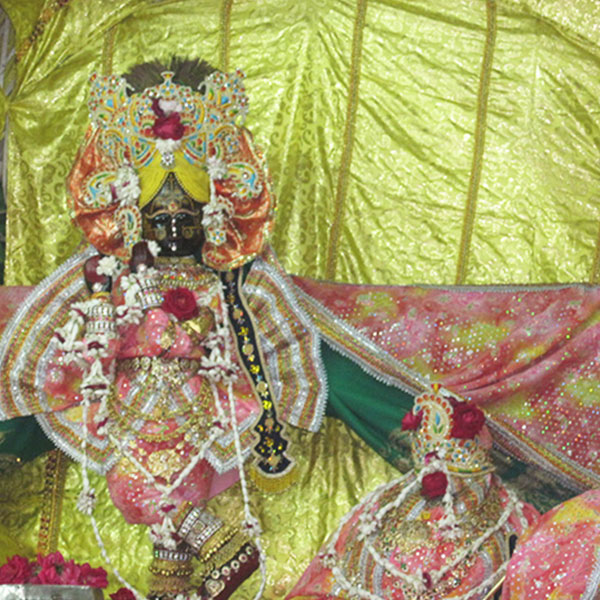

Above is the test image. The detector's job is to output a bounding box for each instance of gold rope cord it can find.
[37,449,69,555]
[15,0,72,63]
[455,0,498,285]
[219,0,233,72]
[324,0,367,280]
[102,25,117,77]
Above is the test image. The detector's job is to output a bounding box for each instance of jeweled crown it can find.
[408,384,494,475]
[67,62,275,271]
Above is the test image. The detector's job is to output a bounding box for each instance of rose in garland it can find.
[450,402,485,439]
[161,287,199,322]
[421,471,448,500]
[401,410,423,431]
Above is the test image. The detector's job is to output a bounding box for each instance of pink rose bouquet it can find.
[0,552,108,588]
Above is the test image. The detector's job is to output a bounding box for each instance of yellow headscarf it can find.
[138,151,210,208]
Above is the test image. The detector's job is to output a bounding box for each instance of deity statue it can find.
[0,58,326,600]
[0,55,592,600]
[288,385,539,600]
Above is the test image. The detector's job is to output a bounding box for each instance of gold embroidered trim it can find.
[197,529,249,581]
[102,25,117,76]
[248,460,298,493]
[16,0,72,63]
[455,0,498,285]
[220,0,234,72]
[37,449,69,554]
[325,0,368,280]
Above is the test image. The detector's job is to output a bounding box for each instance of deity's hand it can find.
[129,240,156,273]
[84,255,112,294]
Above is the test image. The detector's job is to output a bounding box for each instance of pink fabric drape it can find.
[294,277,600,490]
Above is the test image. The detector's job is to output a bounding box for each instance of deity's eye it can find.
[173,213,195,227]
[149,214,169,240]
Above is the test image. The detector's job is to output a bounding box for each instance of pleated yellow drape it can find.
[3,0,600,285]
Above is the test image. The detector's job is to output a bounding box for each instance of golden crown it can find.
[407,384,494,475]
[68,64,275,270]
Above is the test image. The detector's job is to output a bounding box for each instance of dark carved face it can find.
[141,173,204,257]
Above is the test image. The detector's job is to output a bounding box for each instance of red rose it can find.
[421,471,448,499]
[450,402,485,439]
[152,113,185,140]
[31,565,62,585]
[161,287,199,321]
[37,551,65,569]
[0,555,34,584]
[59,560,82,586]
[77,562,108,588]
[401,410,423,431]
[110,588,137,600]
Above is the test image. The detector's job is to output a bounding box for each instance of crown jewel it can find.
[408,384,493,474]
[88,68,248,170]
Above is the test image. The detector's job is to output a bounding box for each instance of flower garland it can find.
[59,256,266,599]
[319,389,529,600]
[203,156,233,246]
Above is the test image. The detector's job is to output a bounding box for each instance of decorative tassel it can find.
[248,462,298,493]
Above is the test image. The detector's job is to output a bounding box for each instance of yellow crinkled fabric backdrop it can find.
[2,0,600,285]
[0,420,399,599]
[1,0,600,595]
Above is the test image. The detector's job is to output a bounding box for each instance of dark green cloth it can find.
[0,416,53,467]
[323,341,414,471]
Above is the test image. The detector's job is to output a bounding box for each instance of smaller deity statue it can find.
[288,385,539,600]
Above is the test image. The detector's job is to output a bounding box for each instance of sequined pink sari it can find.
[502,489,600,600]
[44,264,260,525]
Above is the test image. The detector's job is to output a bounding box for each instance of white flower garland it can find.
[112,166,141,207]
[203,157,233,247]
[97,256,122,279]
[322,455,528,600]
[68,264,266,599]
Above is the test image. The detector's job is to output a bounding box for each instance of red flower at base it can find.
[0,552,108,588]
[161,287,199,321]
[110,588,136,600]
[0,555,34,584]
[77,563,108,589]
[450,402,485,439]
[401,410,423,431]
[421,471,448,500]
[30,552,65,585]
